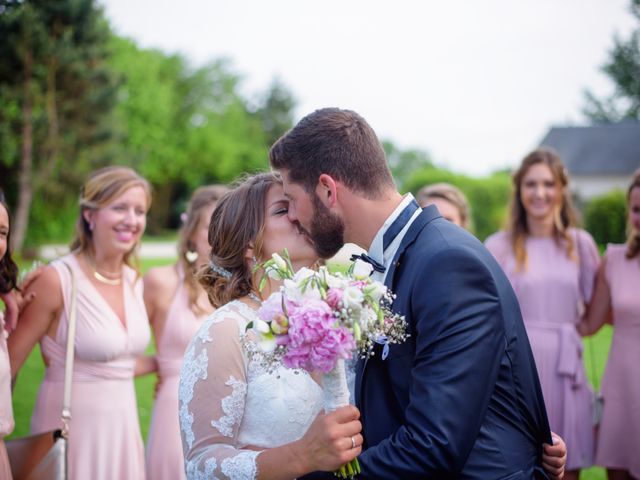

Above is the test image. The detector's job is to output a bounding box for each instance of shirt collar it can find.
[368,193,418,265]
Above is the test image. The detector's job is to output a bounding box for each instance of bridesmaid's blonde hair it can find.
[177,184,229,314]
[507,148,578,270]
[70,166,152,273]
[626,169,640,259]
[416,182,472,231]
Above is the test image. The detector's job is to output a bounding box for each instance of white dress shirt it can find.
[367,193,422,284]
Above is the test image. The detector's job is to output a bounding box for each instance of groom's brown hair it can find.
[269,108,395,198]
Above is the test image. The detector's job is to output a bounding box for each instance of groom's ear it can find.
[316,174,338,208]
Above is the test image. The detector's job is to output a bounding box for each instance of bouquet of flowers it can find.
[248,250,409,479]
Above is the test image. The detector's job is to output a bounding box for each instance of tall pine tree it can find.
[0,0,116,250]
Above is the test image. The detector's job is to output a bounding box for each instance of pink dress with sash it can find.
[30,255,150,480]
[486,229,599,470]
[146,267,207,480]
[595,244,640,477]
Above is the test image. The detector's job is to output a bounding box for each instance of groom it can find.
[270,108,563,479]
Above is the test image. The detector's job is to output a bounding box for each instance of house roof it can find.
[539,122,640,175]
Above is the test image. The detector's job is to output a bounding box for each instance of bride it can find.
[179,172,362,479]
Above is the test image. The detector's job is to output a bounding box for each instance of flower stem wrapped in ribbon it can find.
[248,250,409,479]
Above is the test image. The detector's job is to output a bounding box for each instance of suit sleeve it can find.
[358,246,504,478]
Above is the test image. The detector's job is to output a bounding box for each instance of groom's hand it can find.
[293,405,362,473]
[542,432,566,480]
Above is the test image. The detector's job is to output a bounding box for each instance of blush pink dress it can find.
[0,313,14,479]
[595,244,640,477]
[30,255,150,480]
[485,229,599,470]
[146,267,207,480]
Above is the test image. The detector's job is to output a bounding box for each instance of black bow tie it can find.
[350,253,386,273]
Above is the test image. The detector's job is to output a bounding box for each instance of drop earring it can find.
[185,241,198,264]
[185,250,198,264]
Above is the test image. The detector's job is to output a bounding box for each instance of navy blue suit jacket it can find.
[304,206,552,479]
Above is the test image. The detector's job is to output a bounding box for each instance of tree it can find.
[0,0,117,250]
[255,77,296,146]
[107,39,271,231]
[382,140,434,192]
[583,0,640,122]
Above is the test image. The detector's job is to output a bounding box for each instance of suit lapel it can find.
[355,205,441,408]
[384,205,440,290]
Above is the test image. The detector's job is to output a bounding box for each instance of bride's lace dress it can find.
[179,300,324,479]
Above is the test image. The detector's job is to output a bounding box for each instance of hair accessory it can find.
[210,260,232,279]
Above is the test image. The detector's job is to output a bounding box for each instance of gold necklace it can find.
[87,257,122,286]
[92,269,122,286]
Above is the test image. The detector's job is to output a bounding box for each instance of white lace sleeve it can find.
[179,306,262,480]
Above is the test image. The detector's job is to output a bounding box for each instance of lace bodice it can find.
[179,300,323,479]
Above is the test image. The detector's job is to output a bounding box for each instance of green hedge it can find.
[404,167,511,241]
[584,190,627,246]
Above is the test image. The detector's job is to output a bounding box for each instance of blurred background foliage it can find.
[0,0,631,253]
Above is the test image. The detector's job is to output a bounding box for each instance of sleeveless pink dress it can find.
[30,255,150,480]
[0,313,14,479]
[146,267,208,480]
[485,229,599,470]
[595,244,640,477]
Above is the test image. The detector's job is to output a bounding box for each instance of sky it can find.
[101,0,637,176]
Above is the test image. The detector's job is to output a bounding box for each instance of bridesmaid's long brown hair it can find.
[626,169,640,259]
[177,184,229,314]
[508,148,578,270]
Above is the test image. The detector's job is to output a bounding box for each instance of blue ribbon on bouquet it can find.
[375,335,390,360]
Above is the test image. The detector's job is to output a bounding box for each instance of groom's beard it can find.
[302,193,345,259]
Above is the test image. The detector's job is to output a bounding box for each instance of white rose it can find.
[326,272,348,290]
[283,278,321,302]
[352,259,374,279]
[342,285,364,311]
[253,319,271,335]
[293,267,316,283]
[363,282,387,302]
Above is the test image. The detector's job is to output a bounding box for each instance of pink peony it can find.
[257,292,285,323]
[283,299,355,373]
[325,288,344,309]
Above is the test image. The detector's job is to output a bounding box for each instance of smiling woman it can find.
[485,148,600,480]
[8,166,156,480]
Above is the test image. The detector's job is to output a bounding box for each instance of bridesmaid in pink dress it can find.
[486,148,599,480]
[8,167,157,480]
[145,185,227,480]
[579,169,640,480]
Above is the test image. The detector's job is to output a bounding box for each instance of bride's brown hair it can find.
[198,172,282,308]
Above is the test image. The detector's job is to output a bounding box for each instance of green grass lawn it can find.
[7,255,613,479]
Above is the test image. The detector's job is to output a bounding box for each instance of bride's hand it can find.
[294,405,362,473]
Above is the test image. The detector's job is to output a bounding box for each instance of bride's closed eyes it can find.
[269,199,289,216]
